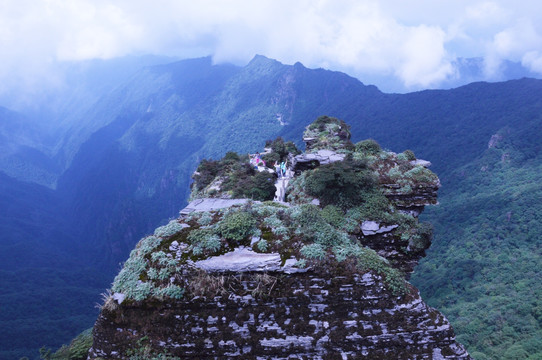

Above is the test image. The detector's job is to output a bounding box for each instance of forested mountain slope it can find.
[1,55,541,359]
[0,107,59,187]
[412,122,542,359]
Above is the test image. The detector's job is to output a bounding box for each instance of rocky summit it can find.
[89,116,469,359]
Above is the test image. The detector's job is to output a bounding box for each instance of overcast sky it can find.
[2,0,542,96]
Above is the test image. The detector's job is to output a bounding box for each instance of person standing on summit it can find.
[274,161,281,178]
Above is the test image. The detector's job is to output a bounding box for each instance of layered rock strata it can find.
[91,271,469,359]
[90,116,470,359]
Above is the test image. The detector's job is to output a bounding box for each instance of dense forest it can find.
[413,123,542,359]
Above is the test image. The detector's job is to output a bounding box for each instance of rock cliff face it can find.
[92,273,467,359]
[89,116,470,359]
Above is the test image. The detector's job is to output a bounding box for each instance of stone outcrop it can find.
[382,181,440,216]
[192,246,307,274]
[356,223,427,276]
[89,116,470,359]
[91,272,469,359]
[361,221,399,236]
[290,149,346,175]
[179,198,251,215]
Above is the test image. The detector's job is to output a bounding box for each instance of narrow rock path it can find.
[274,169,293,202]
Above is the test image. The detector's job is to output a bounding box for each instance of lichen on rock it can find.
[89,115,470,359]
[302,115,354,153]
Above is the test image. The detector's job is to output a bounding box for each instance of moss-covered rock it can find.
[90,116,470,359]
[303,115,354,152]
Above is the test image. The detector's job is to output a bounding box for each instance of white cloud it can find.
[397,25,454,87]
[465,1,507,25]
[55,2,143,60]
[522,51,542,74]
[484,20,542,76]
[207,1,455,88]
[0,0,542,97]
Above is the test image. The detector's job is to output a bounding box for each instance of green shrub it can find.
[154,221,186,238]
[355,139,381,155]
[349,191,392,221]
[272,226,288,236]
[264,137,300,163]
[187,228,221,255]
[261,151,280,165]
[304,160,377,209]
[111,251,148,295]
[407,222,433,252]
[218,211,256,243]
[191,151,277,200]
[387,166,402,180]
[321,205,345,228]
[300,243,327,260]
[304,116,354,151]
[155,285,185,300]
[257,239,269,252]
[284,172,314,205]
[135,235,162,256]
[51,328,93,360]
[192,159,221,190]
[331,243,407,295]
[197,212,213,226]
[404,166,438,184]
[290,204,326,231]
[313,223,349,246]
[396,153,408,162]
[127,281,153,302]
[243,171,276,200]
[263,214,283,229]
[223,151,240,162]
[402,149,416,160]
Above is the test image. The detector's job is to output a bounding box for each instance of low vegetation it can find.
[352,140,439,196]
[190,138,300,201]
[107,116,441,306]
[261,137,300,164]
[39,329,93,360]
[303,115,354,152]
[190,151,276,201]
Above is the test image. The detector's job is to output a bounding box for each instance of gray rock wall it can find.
[90,271,470,359]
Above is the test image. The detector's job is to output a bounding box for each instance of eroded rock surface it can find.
[90,116,469,359]
[90,272,469,359]
[193,246,307,274]
[291,149,346,174]
[180,198,251,215]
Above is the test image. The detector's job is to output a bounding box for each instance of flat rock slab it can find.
[294,149,346,165]
[361,221,399,236]
[194,247,307,273]
[409,159,432,168]
[180,198,250,215]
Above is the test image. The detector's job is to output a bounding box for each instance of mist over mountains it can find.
[1,55,541,359]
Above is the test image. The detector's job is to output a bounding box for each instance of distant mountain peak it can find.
[244,54,285,76]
